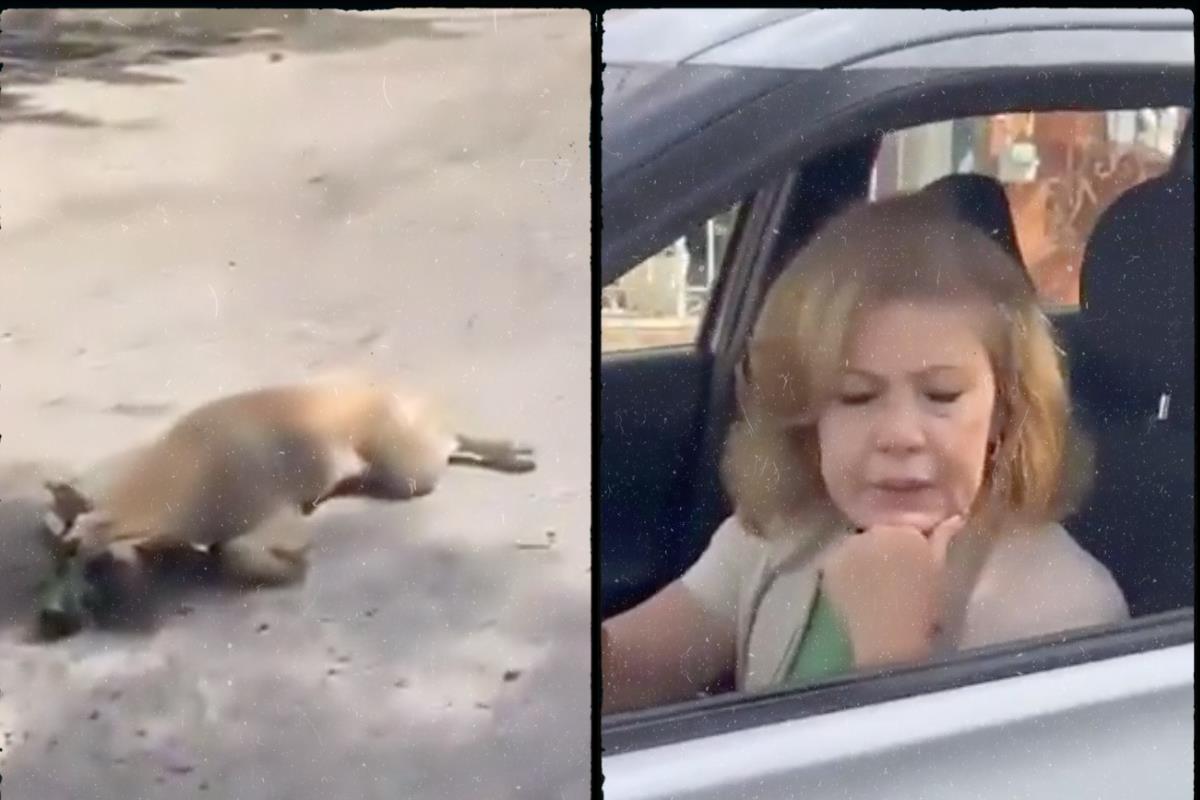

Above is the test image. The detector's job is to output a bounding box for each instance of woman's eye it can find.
[839,393,875,406]
[926,391,963,404]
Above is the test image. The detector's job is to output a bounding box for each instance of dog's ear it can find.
[43,481,95,529]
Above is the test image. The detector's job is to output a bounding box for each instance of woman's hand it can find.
[820,515,965,668]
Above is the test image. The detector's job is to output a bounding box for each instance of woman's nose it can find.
[874,396,926,452]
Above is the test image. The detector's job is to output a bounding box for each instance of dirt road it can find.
[0,10,591,798]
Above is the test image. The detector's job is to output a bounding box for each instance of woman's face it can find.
[817,299,999,532]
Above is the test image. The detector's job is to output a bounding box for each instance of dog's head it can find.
[43,480,114,561]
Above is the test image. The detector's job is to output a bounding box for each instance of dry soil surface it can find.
[0,9,591,799]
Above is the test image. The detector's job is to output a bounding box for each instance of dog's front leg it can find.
[218,506,313,586]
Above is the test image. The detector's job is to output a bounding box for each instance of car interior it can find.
[602,106,1194,627]
[1062,114,1195,618]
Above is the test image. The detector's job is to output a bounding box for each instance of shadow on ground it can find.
[0,9,490,127]
[0,474,589,798]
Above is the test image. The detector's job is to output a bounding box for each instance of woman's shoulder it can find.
[964,521,1130,647]
[679,513,829,620]
[988,521,1123,593]
[690,514,770,572]
[677,515,761,620]
[703,513,836,563]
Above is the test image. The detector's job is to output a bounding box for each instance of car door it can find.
[602,614,1194,800]
[600,9,1194,797]
[599,329,717,618]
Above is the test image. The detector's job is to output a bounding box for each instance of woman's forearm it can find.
[601,583,736,715]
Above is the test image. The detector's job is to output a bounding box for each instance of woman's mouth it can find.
[872,478,935,492]
[868,481,942,518]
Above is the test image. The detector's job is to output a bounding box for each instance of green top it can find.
[782,579,855,686]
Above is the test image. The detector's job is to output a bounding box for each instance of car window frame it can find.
[603,609,1195,755]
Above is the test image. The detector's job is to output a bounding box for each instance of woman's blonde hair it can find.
[723,190,1092,539]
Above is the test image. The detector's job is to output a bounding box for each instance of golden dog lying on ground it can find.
[41,373,535,611]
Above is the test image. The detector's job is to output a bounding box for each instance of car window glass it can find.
[601,204,740,352]
[871,108,1192,310]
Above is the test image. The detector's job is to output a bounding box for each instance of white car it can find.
[600,9,1194,799]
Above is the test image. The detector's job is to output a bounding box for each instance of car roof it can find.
[602,9,1194,280]
[602,9,810,66]
[604,8,1194,69]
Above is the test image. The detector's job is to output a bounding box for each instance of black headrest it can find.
[922,173,1025,267]
[1174,112,1193,176]
[1079,172,1195,416]
[1081,174,1194,326]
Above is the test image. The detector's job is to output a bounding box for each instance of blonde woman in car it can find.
[602,191,1128,714]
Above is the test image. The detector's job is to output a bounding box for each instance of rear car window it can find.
[871,107,1192,309]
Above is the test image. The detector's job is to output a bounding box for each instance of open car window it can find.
[604,97,1195,722]
[601,20,1194,768]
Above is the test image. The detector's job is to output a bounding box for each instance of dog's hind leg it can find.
[331,413,456,501]
[312,433,537,505]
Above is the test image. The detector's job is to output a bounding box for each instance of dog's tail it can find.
[450,435,536,474]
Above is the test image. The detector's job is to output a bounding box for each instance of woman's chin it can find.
[858,510,944,533]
